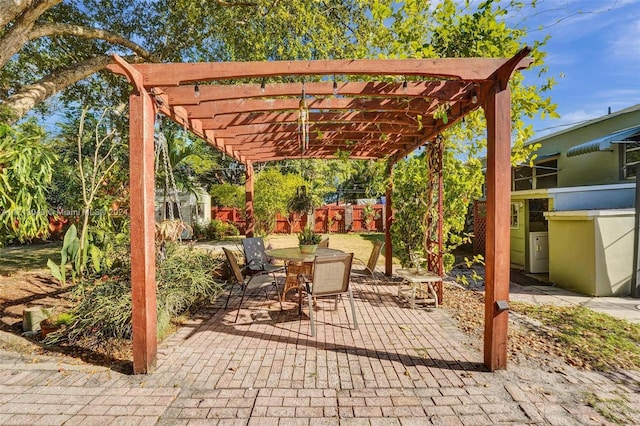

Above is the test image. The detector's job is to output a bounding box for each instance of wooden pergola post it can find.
[483,83,512,371]
[128,71,158,374]
[245,161,255,237]
[385,160,394,276]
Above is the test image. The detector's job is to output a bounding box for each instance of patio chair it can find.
[223,247,283,322]
[299,253,358,337]
[350,240,384,278]
[242,237,286,276]
[318,236,329,248]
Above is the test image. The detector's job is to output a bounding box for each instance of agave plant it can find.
[297,226,322,245]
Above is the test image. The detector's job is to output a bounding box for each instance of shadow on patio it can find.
[151,274,489,390]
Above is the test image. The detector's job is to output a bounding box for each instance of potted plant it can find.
[40,311,74,339]
[297,226,322,254]
[287,186,314,215]
[287,186,315,234]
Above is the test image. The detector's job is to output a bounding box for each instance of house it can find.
[476,104,640,296]
[155,187,211,238]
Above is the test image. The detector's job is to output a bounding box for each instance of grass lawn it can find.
[263,232,398,269]
[511,302,640,371]
[0,241,62,275]
[0,233,397,276]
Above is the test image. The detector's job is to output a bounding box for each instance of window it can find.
[513,166,533,190]
[534,159,558,189]
[512,157,558,190]
[510,203,520,229]
[623,136,640,179]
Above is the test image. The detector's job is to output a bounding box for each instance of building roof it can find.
[526,103,640,147]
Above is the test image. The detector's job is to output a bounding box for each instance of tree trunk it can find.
[0,0,61,67]
[0,0,60,29]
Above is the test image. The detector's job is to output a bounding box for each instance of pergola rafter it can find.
[109,48,532,375]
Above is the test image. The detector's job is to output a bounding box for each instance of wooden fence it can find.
[211,204,385,234]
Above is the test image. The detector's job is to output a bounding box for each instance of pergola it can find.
[108,48,532,374]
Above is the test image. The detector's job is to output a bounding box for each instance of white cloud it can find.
[609,17,640,59]
[518,0,638,42]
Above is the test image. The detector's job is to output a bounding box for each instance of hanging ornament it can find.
[298,82,309,154]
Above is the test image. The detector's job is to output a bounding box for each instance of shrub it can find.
[45,242,225,348]
[193,219,239,241]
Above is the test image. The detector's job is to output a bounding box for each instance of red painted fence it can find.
[211,204,385,234]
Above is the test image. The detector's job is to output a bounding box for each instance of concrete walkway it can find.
[509,281,640,324]
[1,276,639,425]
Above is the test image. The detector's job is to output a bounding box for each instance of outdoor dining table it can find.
[266,247,345,312]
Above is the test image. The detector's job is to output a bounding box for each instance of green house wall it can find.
[526,105,640,187]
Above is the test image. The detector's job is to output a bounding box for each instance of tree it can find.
[368,0,557,268]
[210,183,244,210]
[47,107,127,285]
[253,168,306,235]
[1,0,378,123]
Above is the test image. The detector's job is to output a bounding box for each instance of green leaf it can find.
[47,259,63,283]
[63,225,78,251]
[89,244,102,272]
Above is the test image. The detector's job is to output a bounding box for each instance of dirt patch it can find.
[442,280,640,373]
[0,269,70,333]
[443,281,564,368]
[0,269,133,370]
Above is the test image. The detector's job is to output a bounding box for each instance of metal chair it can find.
[223,247,283,322]
[242,237,286,276]
[300,253,358,337]
[351,240,384,277]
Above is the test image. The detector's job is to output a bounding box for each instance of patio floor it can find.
[1,275,639,425]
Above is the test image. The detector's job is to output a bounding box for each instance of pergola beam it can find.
[108,58,523,86]
[161,81,473,104]
[214,122,424,137]
[185,97,440,119]
[111,56,158,375]
[200,111,421,129]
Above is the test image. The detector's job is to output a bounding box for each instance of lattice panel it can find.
[425,139,444,277]
[473,200,487,255]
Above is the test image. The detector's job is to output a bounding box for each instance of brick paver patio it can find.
[1,275,639,425]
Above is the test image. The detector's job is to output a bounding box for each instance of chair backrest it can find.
[242,237,268,267]
[223,247,244,283]
[318,236,329,248]
[366,240,384,273]
[311,253,353,296]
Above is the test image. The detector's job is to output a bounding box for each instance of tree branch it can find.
[214,0,258,6]
[2,54,141,124]
[1,20,158,70]
[29,23,160,62]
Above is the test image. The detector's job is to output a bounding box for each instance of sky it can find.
[513,0,640,138]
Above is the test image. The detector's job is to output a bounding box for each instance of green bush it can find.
[46,242,225,348]
[155,243,225,336]
[193,219,239,241]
